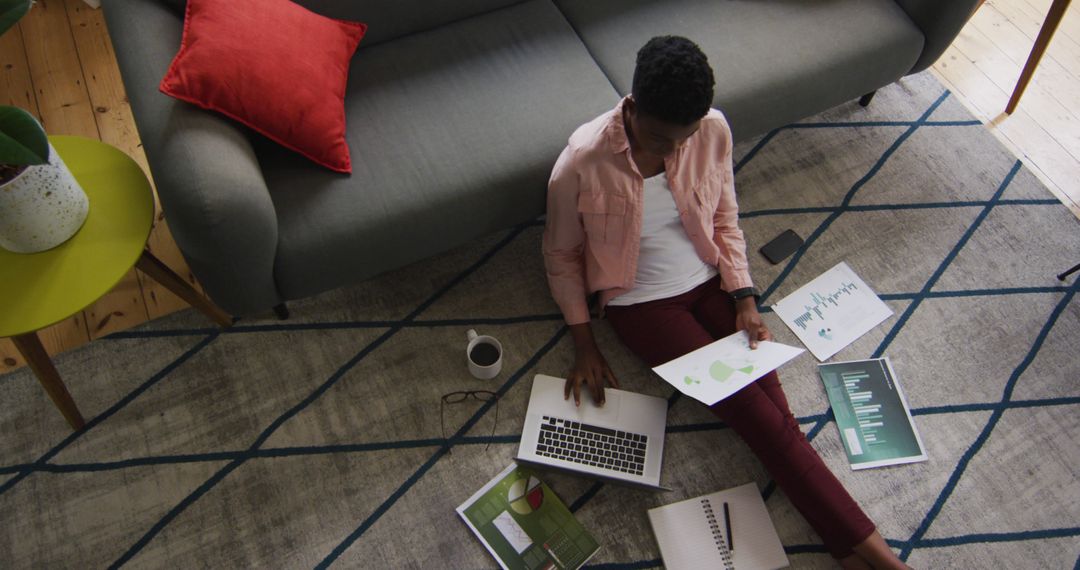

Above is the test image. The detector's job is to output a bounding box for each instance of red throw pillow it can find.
[160,0,366,173]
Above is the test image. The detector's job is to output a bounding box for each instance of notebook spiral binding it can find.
[701,498,736,569]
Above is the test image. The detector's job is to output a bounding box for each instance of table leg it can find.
[1006,0,1072,114]
[136,250,233,328]
[12,333,86,430]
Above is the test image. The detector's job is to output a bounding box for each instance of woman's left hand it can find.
[734,297,772,349]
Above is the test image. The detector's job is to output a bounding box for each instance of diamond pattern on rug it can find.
[0,461,227,567]
[124,448,437,568]
[922,405,1080,538]
[0,334,209,465]
[936,205,1080,291]
[906,536,1080,570]
[1014,301,1080,401]
[880,295,1064,408]
[56,329,391,463]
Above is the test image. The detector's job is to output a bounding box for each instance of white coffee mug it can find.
[466,329,503,380]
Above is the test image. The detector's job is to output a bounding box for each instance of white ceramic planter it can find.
[0,142,89,253]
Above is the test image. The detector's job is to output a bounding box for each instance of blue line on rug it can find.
[456,435,521,445]
[789,120,980,129]
[758,90,953,306]
[897,278,1078,561]
[316,448,452,569]
[104,313,567,340]
[569,481,606,513]
[914,286,1072,299]
[0,332,221,498]
[916,527,1080,548]
[739,198,1058,219]
[109,457,245,569]
[913,396,1080,416]
[872,159,1021,358]
[734,128,782,175]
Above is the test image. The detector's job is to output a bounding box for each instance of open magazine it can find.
[457,463,600,570]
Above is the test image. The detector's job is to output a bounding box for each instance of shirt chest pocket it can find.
[578,192,626,245]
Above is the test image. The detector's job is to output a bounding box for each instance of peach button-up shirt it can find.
[543,98,754,326]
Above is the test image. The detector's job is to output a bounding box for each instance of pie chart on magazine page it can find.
[508,475,544,514]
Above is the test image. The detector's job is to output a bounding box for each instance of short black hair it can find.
[631,36,715,125]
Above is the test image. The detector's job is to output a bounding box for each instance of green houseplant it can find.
[0,0,90,253]
[0,0,44,181]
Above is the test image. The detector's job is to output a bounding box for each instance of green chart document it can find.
[819,358,928,470]
[457,463,600,569]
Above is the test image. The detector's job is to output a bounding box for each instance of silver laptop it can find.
[516,374,669,490]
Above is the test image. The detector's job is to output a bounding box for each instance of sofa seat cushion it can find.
[255,0,620,301]
[554,0,925,140]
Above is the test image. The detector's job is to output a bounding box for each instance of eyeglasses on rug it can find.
[440,390,499,452]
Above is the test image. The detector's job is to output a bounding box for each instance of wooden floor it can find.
[931,0,1080,218]
[1,0,1078,374]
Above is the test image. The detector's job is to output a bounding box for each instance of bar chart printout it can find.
[818,358,927,470]
[772,262,893,361]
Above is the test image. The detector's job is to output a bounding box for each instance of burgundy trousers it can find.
[605,276,875,559]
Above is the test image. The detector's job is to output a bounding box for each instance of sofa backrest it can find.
[158,0,528,49]
[305,0,529,47]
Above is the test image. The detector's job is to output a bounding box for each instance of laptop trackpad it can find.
[576,391,623,426]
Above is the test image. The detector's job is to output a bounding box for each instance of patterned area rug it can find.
[2,72,1078,569]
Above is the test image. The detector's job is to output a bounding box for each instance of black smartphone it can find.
[759,229,803,264]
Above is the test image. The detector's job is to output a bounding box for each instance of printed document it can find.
[653,331,804,405]
[771,262,893,361]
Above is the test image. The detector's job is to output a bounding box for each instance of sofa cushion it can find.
[255,0,620,300]
[160,0,366,173]
[553,0,924,140]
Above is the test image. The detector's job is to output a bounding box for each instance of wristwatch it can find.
[730,287,759,301]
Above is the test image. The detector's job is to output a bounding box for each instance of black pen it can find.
[723,502,733,552]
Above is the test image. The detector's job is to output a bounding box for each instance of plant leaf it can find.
[0,0,31,37]
[0,106,48,166]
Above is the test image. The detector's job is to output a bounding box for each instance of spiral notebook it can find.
[647,482,788,570]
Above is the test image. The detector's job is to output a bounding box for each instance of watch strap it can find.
[730,287,759,301]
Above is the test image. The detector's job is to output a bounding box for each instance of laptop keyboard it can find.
[535,415,648,476]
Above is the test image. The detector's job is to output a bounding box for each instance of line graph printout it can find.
[771,262,893,361]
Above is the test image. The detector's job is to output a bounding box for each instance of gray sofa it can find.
[103,0,978,317]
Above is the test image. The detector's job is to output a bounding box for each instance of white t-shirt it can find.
[608,172,717,306]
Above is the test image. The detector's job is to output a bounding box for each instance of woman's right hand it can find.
[565,323,620,406]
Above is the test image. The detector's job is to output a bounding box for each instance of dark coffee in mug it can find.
[469,342,500,367]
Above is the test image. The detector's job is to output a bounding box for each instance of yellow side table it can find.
[0,136,231,430]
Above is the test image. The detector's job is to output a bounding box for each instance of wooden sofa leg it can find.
[859,91,876,107]
[273,302,290,320]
